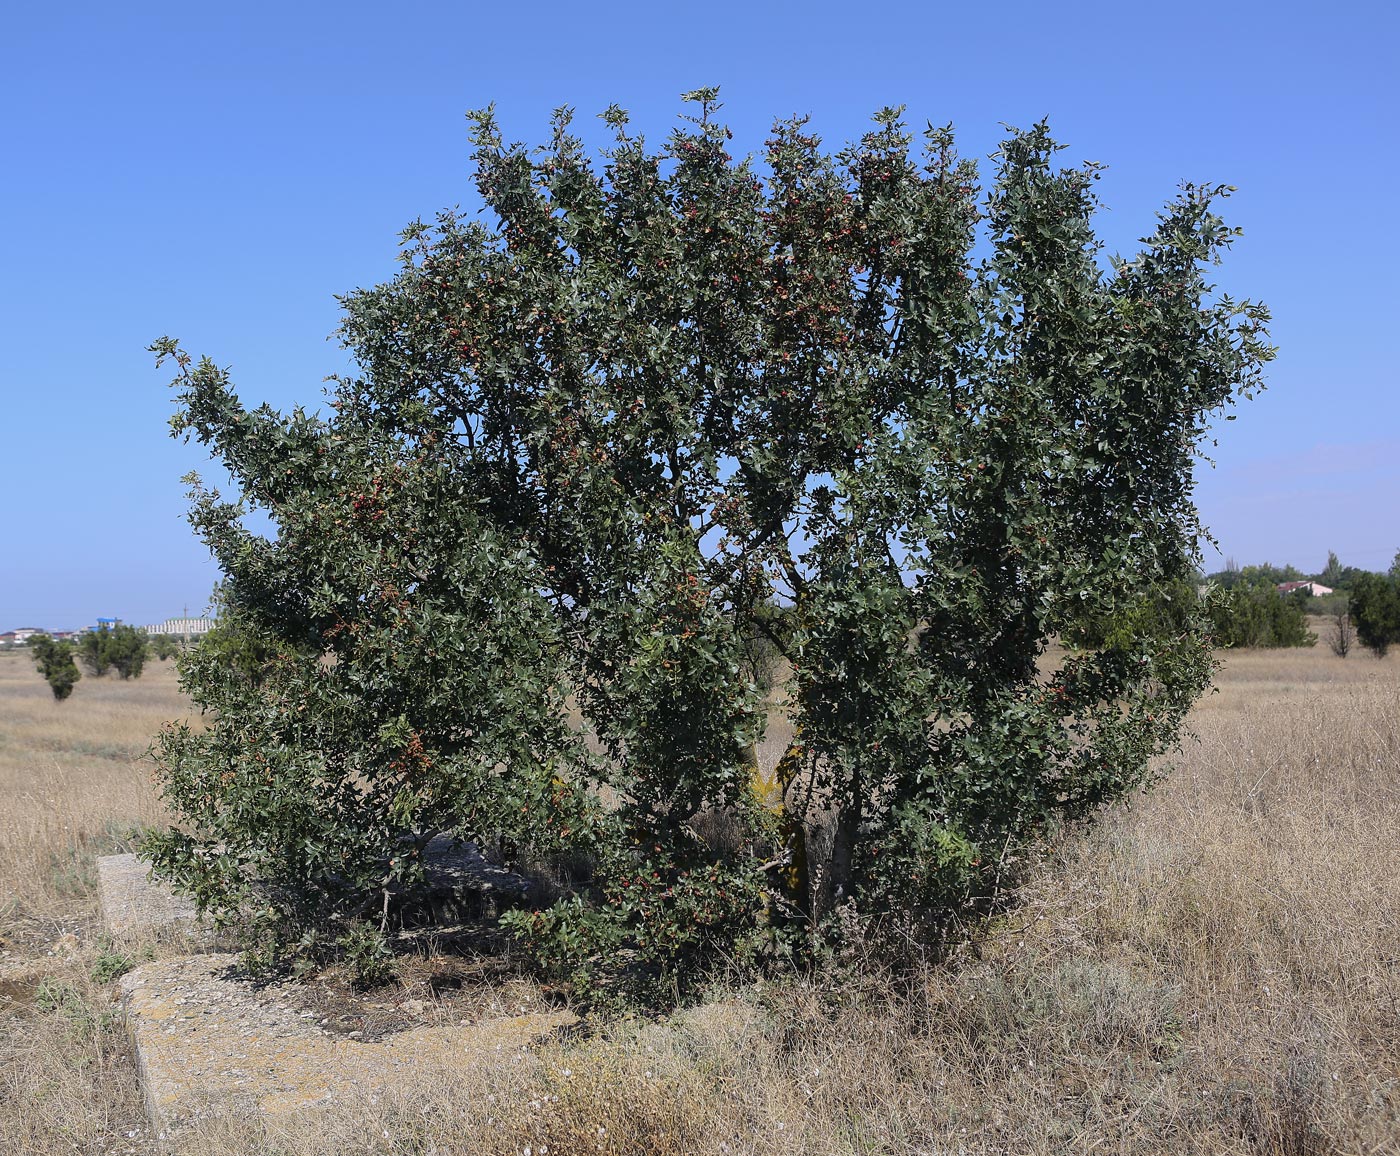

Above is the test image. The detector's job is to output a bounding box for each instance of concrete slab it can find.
[99,844,561,1136]
[97,854,199,937]
[119,954,574,1131]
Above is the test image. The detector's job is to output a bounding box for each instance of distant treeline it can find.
[27,624,186,700]
[1200,551,1400,654]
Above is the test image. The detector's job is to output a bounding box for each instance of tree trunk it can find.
[808,775,861,923]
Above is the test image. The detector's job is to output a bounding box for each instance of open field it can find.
[0,653,182,923]
[1,644,1397,1154]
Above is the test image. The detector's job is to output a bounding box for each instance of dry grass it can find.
[0,650,189,1155]
[2,645,1398,1154]
[0,651,183,921]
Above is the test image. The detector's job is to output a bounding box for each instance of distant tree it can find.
[1244,562,1305,587]
[1206,567,1241,591]
[1349,572,1400,658]
[1319,550,1342,587]
[106,624,149,680]
[1333,565,1371,593]
[1328,608,1353,658]
[150,634,180,661]
[186,619,283,687]
[1207,578,1315,648]
[77,629,112,677]
[1066,574,1203,652]
[1273,594,1318,647]
[1205,561,1302,591]
[29,633,81,701]
[77,623,150,679]
[735,596,792,696]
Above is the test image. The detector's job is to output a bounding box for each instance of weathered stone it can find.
[119,954,573,1130]
[97,854,199,937]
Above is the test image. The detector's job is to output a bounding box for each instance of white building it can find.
[144,617,216,638]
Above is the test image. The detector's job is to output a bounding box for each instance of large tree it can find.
[145,94,1272,993]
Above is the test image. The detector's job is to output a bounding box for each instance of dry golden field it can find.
[1,642,1397,1155]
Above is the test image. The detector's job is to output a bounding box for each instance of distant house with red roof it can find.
[1276,581,1333,597]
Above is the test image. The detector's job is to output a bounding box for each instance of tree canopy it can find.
[30,633,81,701]
[1206,582,1315,649]
[78,623,149,680]
[1350,566,1400,657]
[145,95,1272,996]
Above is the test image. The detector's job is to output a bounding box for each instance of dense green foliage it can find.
[1065,577,1205,653]
[75,630,110,677]
[1205,561,1303,590]
[1207,582,1315,648]
[29,633,81,701]
[1349,570,1400,657]
[106,624,149,679]
[78,624,149,680]
[1311,550,1373,593]
[144,95,1271,996]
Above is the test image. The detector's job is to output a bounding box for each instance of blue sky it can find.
[2,1,1395,628]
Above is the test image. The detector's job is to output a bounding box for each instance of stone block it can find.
[96,854,199,938]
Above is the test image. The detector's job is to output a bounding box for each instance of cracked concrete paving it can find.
[97,854,574,1134]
